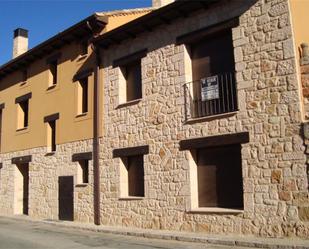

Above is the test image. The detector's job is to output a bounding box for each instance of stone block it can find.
[279,191,292,201]
[268,2,288,17]
[271,170,282,183]
[283,39,294,59]
[298,207,309,221]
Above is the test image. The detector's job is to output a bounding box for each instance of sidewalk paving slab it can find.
[2,215,308,249]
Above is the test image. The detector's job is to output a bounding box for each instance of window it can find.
[44,113,59,153]
[180,132,249,211]
[113,49,147,105]
[46,53,61,89]
[113,145,148,198]
[190,31,235,81]
[21,70,27,85]
[123,60,142,102]
[48,60,57,87]
[18,100,29,129]
[15,93,31,130]
[196,145,243,208]
[47,120,56,152]
[77,78,88,115]
[120,155,144,197]
[178,22,238,119]
[72,152,92,185]
[77,160,89,184]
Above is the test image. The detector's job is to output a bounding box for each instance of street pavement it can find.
[0,217,257,249]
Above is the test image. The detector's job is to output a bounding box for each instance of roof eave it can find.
[93,0,219,49]
[0,14,108,80]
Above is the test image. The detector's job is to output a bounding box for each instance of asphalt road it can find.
[0,217,256,249]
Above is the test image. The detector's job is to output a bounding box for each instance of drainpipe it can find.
[87,14,107,226]
[93,45,101,225]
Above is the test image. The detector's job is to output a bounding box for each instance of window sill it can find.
[20,81,28,88]
[116,99,142,109]
[16,127,28,132]
[16,127,29,135]
[119,196,144,201]
[187,207,244,214]
[46,84,58,92]
[75,183,88,188]
[185,111,238,124]
[75,112,91,122]
[45,151,56,156]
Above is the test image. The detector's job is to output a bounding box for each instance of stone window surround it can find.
[43,113,59,154]
[180,132,249,214]
[72,151,92,186]
[113,49,147,107]
[178,18,240,122]
[20,69,28,87]
[46,52,61,90]
[15,93,32,132]
[113,145,149,200]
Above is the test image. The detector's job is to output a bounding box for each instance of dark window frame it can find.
[19,100,29,128]
[44,113,59,152]
[195,144,243,209]
[79,159,89,184]
[113,145,148,198]
[79,77,88,114]
[15,93,31,130]
[49,60,58,86]
[46,53,61,88]
[113,49,147,104]
[123,60,142,102]
[21,69,28,85]
[126,154,144,197]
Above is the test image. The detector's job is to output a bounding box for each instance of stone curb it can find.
[2,215,309,249]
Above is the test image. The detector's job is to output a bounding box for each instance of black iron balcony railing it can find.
[184,72,238,120]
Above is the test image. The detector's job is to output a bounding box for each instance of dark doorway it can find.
[58,176,74,221]
[15,163,29,215]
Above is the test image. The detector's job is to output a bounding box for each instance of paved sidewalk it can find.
[1,215,308,249]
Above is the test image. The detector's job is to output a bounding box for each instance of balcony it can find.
[184,72,238,121]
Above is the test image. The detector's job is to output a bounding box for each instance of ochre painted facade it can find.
[289,0,309,61]
[0,10,151,153]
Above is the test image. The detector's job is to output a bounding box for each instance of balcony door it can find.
[190,30,237,118]
[191,30,234,81]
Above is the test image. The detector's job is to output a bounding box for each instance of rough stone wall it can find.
[0,139,93,223]
[101,0,309,238]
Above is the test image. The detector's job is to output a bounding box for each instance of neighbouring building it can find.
[0,8,153,222]
[0,0,309,239]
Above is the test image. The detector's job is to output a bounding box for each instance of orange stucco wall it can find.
[289,0,309,60]
[0,10,151,153]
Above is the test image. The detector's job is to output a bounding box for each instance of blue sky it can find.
[0,0,152,65]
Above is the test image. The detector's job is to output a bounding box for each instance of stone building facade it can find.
[0,9,152,223]
[0,140,94,222]
[96,0,309,238]
[0,0,308,240]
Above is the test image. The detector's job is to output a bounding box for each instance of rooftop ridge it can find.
[96,7,156,17]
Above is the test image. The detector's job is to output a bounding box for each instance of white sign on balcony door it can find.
[201,75,219,101]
